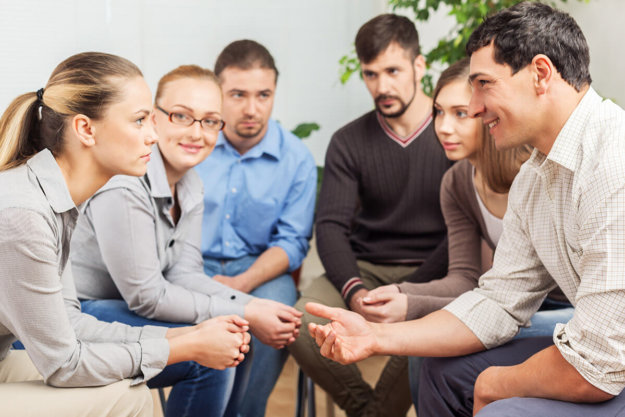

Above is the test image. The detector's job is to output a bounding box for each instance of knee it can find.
[113,383,153,417]
[476,397,526,417]
[251,274,297,305]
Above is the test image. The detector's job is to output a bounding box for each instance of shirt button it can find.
[225,241,230,247]
[225,214,230,219]
[168,240,175,247]
[230,295,236,300]
[231,187,237,193]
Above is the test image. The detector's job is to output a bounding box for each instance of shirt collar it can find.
[144,144,203,208]
[527,87,601,173]
[216,119,281,160]
[26,149,76,214]
[145,144,173,199]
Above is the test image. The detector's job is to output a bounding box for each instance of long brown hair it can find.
[0,52,142,171]
[432,58,531,193]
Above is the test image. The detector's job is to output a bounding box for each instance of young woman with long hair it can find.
[69,64,301,417]
[0,53,249,417]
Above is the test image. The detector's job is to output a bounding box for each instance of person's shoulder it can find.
[443,160,471,186]
[267,121,315,171]
[441,160,471,200]
[331,110,378,142]
[0,163,49,214]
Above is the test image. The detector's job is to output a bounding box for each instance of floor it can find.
[151,355,417,417]
[151,237,417,416]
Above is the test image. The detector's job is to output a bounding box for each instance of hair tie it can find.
[36,88,44,102]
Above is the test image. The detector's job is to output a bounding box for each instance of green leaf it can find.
[291,122,321,139]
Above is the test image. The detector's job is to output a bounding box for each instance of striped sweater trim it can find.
[341,277,364,299]
[376,112,433,148]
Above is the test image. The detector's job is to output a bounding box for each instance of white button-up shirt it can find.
[446,87,625,395]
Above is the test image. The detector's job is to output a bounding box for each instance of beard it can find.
[374,69,417,118]
[234,118,265,139]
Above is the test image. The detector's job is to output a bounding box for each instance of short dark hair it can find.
[466,1,591,91]
[214,39,279,81]
[355,14,420,64]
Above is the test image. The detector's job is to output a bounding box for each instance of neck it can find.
[383,87,432,138]
[225,126,267,156]
[55,152,111,206]
[532,84,590,155]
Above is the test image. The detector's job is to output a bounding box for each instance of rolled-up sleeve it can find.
[553,185,625,395]
[268,154,316,271]
[0,208,168,387]
[445,193,555,348]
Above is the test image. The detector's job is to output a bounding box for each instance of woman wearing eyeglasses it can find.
[0,56,250,417]
[70,65,301,417]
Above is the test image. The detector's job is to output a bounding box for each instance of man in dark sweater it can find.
[289,14,452,417]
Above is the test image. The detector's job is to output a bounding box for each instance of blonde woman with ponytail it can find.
[0,52,250,417]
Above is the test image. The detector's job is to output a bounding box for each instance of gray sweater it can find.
[71,145,253,324]
[0,150,168,387]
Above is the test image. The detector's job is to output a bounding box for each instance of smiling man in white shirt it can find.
[305,2,625,416]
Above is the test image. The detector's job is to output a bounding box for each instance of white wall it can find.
[0,0,389,166]
[560,0,625,106]
[0,0,623,165]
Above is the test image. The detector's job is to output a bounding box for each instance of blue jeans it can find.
[81,299,234,417]
[203,255,297,417]
[409,298,574,409]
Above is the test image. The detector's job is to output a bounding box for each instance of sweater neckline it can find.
[376,112,433,148]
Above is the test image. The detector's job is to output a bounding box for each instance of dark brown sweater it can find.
[316,110,452,303]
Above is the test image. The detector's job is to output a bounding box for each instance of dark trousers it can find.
[418,336,625,417]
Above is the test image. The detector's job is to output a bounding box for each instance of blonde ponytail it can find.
[0,52,142,171]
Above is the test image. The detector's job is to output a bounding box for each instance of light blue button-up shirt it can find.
[196,119,316,271]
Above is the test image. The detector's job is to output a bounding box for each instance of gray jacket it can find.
[71,145,253,323]
[0,150,168,387]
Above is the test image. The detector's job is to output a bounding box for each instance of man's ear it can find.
[70,114,96,147]
[413,54,427,82]
[531,54,554,95]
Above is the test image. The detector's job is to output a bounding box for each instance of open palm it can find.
[306,302,377,365]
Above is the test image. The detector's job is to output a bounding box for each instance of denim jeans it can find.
[409,298,574,409]
[203,255,297,417]
[80,299,235,417]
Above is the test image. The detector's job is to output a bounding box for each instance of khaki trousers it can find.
[289,260,418,417]
[0,350,153,417]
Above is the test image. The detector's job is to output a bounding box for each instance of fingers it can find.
[276,308,303,325]
[227,315,250,328]
[362,292,394,305]
[319,329,336,360]
[305,302,342,321]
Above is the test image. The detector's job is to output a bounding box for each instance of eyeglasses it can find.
[156,105,225,131]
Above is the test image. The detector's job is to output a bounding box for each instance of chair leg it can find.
[306,375,316,417]
[158,387,167,415]
[295,367,306,417]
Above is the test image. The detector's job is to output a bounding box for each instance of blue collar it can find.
[216,119,282,160]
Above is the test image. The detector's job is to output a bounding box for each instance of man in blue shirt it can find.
[195,39,317,417]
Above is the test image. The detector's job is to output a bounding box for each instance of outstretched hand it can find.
[305,302,378,365]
